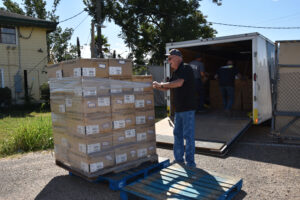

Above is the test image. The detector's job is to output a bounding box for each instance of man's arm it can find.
[153,79,184,91]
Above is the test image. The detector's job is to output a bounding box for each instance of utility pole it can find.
[91,21,96,58]
[96,0,103,58]
[77,37,81,58]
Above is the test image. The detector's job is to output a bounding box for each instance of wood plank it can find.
[136,178,216,200]
[152,170,232,192]
[168,164,241,184]
[141,174,224,199]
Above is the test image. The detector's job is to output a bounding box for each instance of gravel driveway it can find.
[1,125,300,200]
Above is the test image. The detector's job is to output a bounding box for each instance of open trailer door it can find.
[155,33,275,156]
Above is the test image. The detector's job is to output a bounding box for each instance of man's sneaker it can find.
[171,160,185,166]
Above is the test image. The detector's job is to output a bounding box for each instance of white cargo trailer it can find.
[155,33,276,155]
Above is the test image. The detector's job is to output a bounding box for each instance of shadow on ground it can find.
[35,175,119,200]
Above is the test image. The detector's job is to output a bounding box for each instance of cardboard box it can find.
[68,149,115,174]
[114,144,137,165]
[132,75,153,94]
[108,59,132,78]
[134,93,154,110]
[113,128,136,147]
[112,112,135,130]
[54,132,113,155]
[50,97,66,114]
[47,63,62,79]
[65,96,111,115]
[135,111,146,126]
[61,59,109,78]
[67,115,112,136]
[111,94,135,112]
[136,125,155,143]
[109,77,133,94]
[51,113,67,128]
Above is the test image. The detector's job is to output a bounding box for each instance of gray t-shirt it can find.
[189,60,205,80]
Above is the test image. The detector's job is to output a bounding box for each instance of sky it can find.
[1,0,300,58]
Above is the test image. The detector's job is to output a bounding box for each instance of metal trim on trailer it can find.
[166,32,273,51]
[278,64,300,68]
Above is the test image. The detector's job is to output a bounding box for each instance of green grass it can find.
[0,112,53,157]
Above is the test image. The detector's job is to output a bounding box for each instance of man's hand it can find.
[152,81,161,89]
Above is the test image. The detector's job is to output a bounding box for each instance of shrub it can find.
[0,87,12,106]
[40,82,50,104]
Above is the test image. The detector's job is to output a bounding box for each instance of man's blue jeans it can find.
[220,86,235,110]
[173,110,196,167]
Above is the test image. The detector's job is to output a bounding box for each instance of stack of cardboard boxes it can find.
[48,58,156,177]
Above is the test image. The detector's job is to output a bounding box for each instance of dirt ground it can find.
[0,124,300,200]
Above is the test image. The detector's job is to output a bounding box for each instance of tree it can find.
[1,0,76,63]
[84,0,216,65]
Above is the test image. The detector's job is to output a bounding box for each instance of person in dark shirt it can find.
[153,49,197,167]
[189,54,207,112]
[215,60,241,114]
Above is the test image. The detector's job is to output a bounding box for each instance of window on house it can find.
[0,69,4,88]
[0,26,16,44]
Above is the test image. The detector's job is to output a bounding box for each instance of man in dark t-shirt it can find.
[215,60,240,113]
[153,49,197,167]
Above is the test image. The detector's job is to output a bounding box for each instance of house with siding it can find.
[0,10,57,103]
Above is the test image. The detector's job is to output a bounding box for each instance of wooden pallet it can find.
[56,154,159,180]
[120,163,243,200]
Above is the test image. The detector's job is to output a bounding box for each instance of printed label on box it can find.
[51,113,58,122]
[98,97,110,106]
[59,105,65,113]
[135,100,145,108]
[102,122,110,129]
[83,87,97,96]
[111,88,122,94]
[146,100,152,105]
[65,98,72,107]
[114,120,125,129]
[116,153,127,164]
[136,116,146,124]
[79,143,87,154]
[125,129,136,138]
[87,101,96,108]
[137,148,147,158]
[77,125,85,135]
[118,136,125,141]
[56,70,62,78]
[148,116,154,121]
[134,87,144,92]
[87,143,101,154]
[61,138,68,147]
[102,141,110,147]
[130,150,136,158]
[74,87,83,96]
[116,99,123,104]
[73,68,81,77]
[86,125,99,135]
[83,68,96,77]
[118,60,126,64]
[99,64,106,68]
[125,118,132,124]
[106,155,113,161]
[137,132,147,142]
[109,66,122,75]
[124,95,134,104]
[90,162,104,173]
[80,161,89,173]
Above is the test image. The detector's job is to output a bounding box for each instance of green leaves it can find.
[84,0,216,65]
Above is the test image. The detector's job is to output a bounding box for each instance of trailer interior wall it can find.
[176,40,254,117]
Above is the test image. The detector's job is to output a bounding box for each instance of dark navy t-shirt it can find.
[216,65,238,87]
[170,62,197,112]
